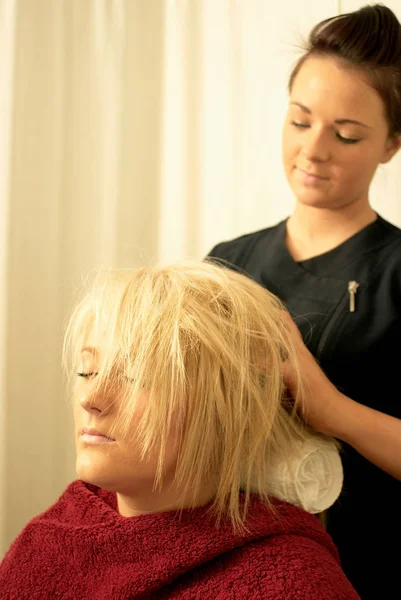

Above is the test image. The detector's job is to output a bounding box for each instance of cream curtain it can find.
[1,0,400,557]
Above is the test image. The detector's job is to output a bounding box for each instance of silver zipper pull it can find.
[348,281,359,313]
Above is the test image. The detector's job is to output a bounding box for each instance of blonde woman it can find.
[0,262,358,599]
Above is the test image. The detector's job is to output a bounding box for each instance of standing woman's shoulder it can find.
[206,221,285,270]
[376,214,401,240]
[369,215,401,310]
[374,214,401,265]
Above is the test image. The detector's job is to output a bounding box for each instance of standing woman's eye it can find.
[291,121,310,129]
[337,133,361,144]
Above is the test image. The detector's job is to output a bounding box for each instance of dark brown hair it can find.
[289,4,401,137]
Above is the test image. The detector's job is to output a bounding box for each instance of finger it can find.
[280,361,298,392]
[280,310,304,342]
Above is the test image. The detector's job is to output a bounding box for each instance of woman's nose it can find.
[79,394,103,415]
[302,128,330,163]
[79,382,115,416]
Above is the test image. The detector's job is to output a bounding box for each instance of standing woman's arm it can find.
[283,314,401,481]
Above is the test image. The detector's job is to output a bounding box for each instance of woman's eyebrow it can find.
[290,101,372,128]
[334,118,371,128]
[81,346,97,355]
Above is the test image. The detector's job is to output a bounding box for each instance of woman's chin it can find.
[293,188,334,208]
[75,456,114,489]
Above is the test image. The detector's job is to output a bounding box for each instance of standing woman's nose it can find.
[302,125,331,163]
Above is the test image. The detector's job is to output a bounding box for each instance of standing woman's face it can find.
[282,56,400,211]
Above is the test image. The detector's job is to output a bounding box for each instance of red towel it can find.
[0,480,359,599]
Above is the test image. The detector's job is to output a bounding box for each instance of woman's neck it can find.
[116,481,216,518]
[286,202,377,261]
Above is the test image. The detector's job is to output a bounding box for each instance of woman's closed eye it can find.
[76,371,134,384]
[291,120,361,144]
[291,120,309,129]
[77,371,98,379]
[336,133,361,144]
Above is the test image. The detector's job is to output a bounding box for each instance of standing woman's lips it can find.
[298,168,329,181]
[80,427,116,444]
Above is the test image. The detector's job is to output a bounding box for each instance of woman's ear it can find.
[381,134,401,164]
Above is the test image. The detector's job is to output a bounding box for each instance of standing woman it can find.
[208,5,401,598]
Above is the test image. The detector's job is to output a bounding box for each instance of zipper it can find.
[348,280,359,313]
[316,280,360,361]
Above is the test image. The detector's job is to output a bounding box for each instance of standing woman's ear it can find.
[381,134,401,164]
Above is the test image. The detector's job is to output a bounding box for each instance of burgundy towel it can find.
[0,481,359,599]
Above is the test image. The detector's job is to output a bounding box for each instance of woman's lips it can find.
[297,167,329,185]
[80,428,116,444]
[81,433,116,444]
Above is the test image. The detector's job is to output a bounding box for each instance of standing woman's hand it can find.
[281,312,344,436]
[282,312,401,481]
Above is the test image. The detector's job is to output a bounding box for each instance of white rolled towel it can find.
[251,437,343,514]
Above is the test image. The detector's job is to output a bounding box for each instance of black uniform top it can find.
[208,214,401,599]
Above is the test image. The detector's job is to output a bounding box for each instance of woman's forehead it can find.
[292,56,387,126]
[80,327,111,357]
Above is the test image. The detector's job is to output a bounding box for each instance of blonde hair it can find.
[64,261,315,530]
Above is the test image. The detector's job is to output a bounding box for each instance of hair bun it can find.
[309,5,401,66]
